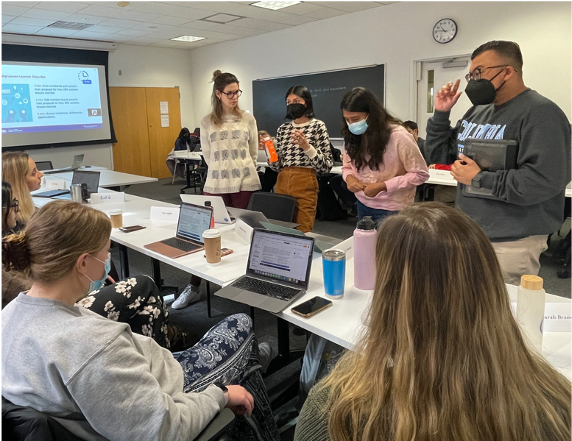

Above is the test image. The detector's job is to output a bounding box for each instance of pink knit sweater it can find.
[342,125,429,211]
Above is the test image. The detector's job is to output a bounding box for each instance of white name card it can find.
[150,206,180,220]
[90,192,125,204]
[44,178,66,189]
[235,218,254,244]
[511,301,572,333]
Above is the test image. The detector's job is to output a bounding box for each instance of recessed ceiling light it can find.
[250,1,301,10]
[201,13,244,24]
[170,35,206,42]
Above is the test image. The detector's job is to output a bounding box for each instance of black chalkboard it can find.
[252,65,384,139]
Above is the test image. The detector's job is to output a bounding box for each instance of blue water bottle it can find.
[322,249,346,299]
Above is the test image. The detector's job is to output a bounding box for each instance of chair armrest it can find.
[194,408,235,441]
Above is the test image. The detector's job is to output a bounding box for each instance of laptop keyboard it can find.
[160,237,201,252]
[234,277,301,301]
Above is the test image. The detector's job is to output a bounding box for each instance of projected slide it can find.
[2,64,103,134]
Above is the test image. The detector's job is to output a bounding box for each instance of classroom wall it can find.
[187,1,571,136]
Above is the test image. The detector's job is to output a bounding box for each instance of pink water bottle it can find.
[353,216,377,290]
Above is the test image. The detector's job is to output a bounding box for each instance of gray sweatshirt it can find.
[425,89,571,240]
[2,293,226,441]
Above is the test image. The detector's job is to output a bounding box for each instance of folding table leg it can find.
[206,281,212,318]
[118,244,129,280]
[151,258,162,290]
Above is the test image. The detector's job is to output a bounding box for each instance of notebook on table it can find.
[216,229,315,313]
[144,202,213,259]
[43,154,84,174]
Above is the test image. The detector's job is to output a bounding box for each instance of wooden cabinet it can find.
[109,87,181,179]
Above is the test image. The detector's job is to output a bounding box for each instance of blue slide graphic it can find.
[2,84,33,123]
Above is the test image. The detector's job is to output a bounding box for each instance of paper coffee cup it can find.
[203,229,222,265]
[110,209,123,229]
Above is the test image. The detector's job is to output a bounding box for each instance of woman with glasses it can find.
[200,70,261,209]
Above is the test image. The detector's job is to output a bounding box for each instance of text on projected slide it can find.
[2,65,102,134]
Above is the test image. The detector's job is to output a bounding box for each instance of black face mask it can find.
[465,69,506,106]
[285,103,306,120]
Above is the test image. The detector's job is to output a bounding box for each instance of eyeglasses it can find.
[221,89,242,98]
[3,199,19,212]
[465,65,514,82]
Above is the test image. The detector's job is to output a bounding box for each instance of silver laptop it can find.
[216,229,315,313]
[53,170,100,200]
[43,154,84,174]
[180,194,233,224]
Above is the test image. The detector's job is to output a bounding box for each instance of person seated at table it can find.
[341,88,429,223]
[2,200,280,441]
[294,202,571,441]
[0,184,188,351]
[2,151,43,225]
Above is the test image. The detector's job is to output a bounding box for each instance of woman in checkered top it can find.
[269,85,333,232]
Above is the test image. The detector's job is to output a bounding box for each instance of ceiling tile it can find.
[33,2,91,13]
[56,14,109,25]
[21,8,72,20]
[230,17,292,31]
[276,2,325,15]
[2,23,44,33]
[84,24,125,34]
[165,8,214,20]
[2,15,17,25]
[115,29,153,37]
[66,30,115,40]
[72,5,124,18]
[34,27,81,37]
[2,4,32,16]
[307,2,380,12]
[145,15,196,26]
[9,16,55,27]
[185,20,267,36]
[264,13,318,26]
[305,7,347,20]
[3,2,40,7]
[98,18,145,28]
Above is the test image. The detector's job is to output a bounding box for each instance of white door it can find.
[416,57,472,140]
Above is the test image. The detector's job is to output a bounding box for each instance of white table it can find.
[40,169,157,190]
[278,244,571,379]
[174,151,202,161]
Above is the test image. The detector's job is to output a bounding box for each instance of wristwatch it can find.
[471,172,483,188]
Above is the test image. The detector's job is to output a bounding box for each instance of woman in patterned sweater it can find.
[200,70,261,209]
[270,85,333,232]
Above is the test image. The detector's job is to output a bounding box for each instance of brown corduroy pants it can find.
[275,167,318,233]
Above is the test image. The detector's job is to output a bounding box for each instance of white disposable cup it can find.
[203,229,222,265]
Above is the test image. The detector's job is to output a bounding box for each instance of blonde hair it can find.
[210,69,242,127]
[2,152,35,224]
[321,202,571,441]
[2,200,111,284]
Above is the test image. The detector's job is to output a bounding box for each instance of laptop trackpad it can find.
[236,292,266,307]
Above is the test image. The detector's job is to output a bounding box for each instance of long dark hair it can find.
[285,85,315,119]
[341,87,402,171]
[2,181,14,233]
[210,70,242,126]
[177,127,190,140]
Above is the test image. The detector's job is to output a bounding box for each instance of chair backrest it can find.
[247,192,297,223]
[35,161,53,171]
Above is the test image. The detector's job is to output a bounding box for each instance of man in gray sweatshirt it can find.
[425,40,571,284]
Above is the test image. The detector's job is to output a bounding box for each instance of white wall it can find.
[187,1,571,134]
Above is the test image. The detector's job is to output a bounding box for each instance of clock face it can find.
[433,18,457,44]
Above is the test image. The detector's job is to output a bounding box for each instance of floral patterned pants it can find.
[174,313,280,441]
[76,275,171,348]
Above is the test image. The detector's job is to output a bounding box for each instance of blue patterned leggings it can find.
[174,313,280,441]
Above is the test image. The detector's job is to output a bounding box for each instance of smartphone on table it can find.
[291,296,333,318]
[119,225,146,233]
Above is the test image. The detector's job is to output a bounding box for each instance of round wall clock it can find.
[433,18,458,44]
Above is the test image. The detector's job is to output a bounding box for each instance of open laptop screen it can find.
[177,202,212,243]
[71,171,100,195]
[247,230,313,288]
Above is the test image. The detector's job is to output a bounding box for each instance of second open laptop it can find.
[43,154,84,174]
[180,194,233,224]
[144,202,213,259]
[215,229,315,313]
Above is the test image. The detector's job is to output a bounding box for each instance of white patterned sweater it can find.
[200,111,261,194]
[269,118,333,174]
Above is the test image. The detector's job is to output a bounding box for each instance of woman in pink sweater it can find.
[341,87,429,222]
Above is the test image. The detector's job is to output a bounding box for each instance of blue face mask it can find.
[84,253,111,293]
[347,117,368,135]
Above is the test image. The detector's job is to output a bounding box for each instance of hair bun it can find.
[212,70,222,82]
[2,233,31,273]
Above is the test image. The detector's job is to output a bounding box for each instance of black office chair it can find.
[2,397,235,441]
[247,192,297,223]
[35,161,53,172]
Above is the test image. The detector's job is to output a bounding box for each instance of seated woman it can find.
[2,200,279,440]
[295,202,571,441]
[0,178,185,350]
[2,151,43,225]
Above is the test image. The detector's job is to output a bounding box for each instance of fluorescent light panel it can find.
[250,1,301,11]
[170,35,205,42]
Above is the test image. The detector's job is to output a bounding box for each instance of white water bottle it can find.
[516,275,546,352]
